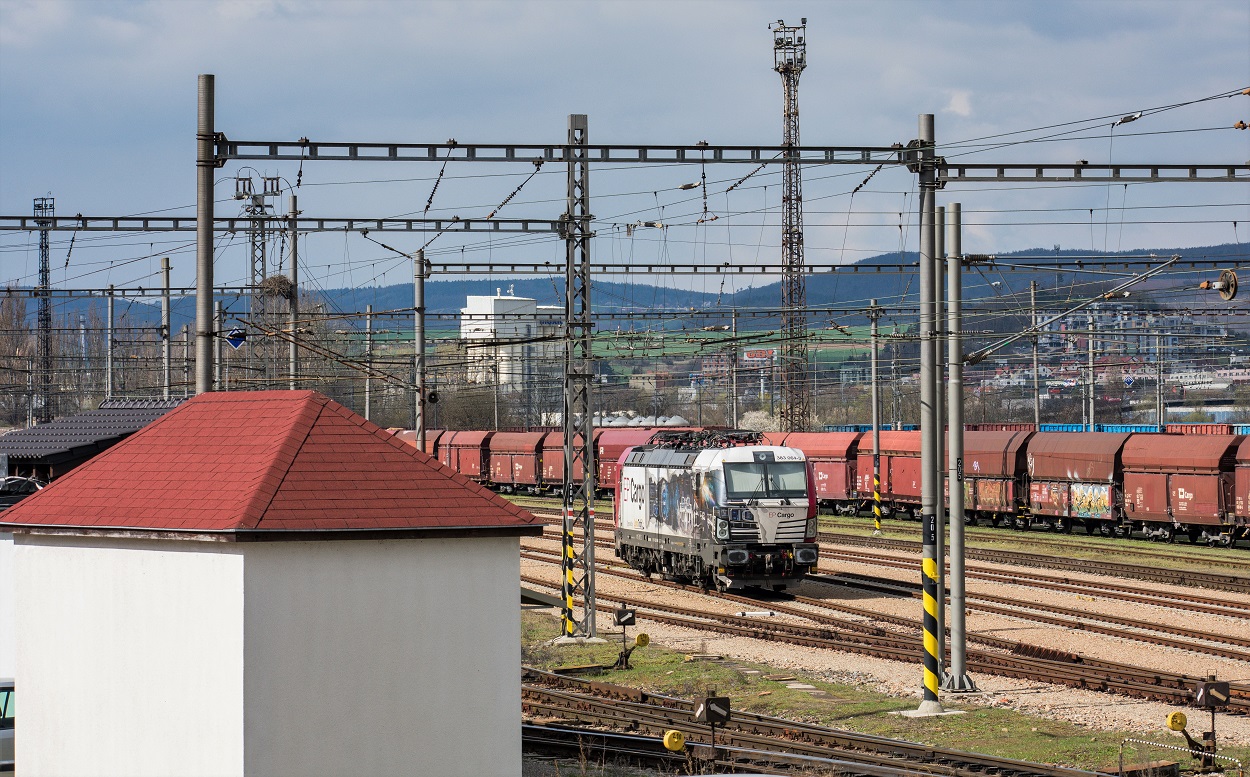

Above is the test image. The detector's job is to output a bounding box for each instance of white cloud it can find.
[943,90,972,117]
[0,0,71,48]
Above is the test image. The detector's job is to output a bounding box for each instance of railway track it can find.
[522,526,1250,660]
[523,668,1113,777]
[819,530,1250,595]
[816,572,1250,659]
[820,517,1250,570]
[521,504,1250,597]
[820,545,1250,619]
[519,544,1250,714]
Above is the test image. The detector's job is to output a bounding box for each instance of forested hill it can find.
[22,242,1246,328]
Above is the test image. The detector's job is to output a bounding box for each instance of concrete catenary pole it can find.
[933,206,945,675]
[870,299,883,536]
[1156,333,1165,431]
[214,300,223,391]
[414,249,427,451]
[1088,315,1096,431]
[162,257,172,399]
[1031,281,1041,425]
[288,194,299,390]
[365,304,373,421]
[942,202,976,692]
[106,285,114,401]
[915,114,945,714]
[195,74,215,394]
[731,310,739,428]
[182,325,191,397]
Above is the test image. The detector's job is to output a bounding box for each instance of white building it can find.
[461,289,562,390]
[0,531,11,679]
[2,390,541,777]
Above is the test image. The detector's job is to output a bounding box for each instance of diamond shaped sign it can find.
[225,328,247,350]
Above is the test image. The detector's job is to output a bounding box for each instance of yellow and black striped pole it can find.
[562,506,576,636]
[872,454,883,535]
[869,298,883,537]
[915,114,945,715]
[920,513,942,707]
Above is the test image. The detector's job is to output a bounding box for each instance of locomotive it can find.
[613,430,820,591]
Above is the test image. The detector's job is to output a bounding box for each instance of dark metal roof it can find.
[780,432,861,459]
[1025,432,1131,481]
[963,431,1035,478]
[1124,434,1241,473]
[0,399,185,460]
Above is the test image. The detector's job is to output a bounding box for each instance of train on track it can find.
[392,423,1250,548]
[613,430,819,591]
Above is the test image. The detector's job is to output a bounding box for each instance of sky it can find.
[1,0,1247,305]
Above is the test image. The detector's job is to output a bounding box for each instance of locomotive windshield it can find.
[722,461,808,501]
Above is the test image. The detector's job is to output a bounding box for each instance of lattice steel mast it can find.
[560,114,598,639]
[237,175,280,387]
[34,196,54,423]
[773,19,809,431]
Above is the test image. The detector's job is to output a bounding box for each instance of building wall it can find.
[461,295,562,391]
[15,535,246,776]
[14,534,522,777]
[0,534,13,678]
[242,537,522,777]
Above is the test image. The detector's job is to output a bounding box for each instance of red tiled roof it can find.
[0,391,541,538]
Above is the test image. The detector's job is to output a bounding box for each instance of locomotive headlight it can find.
[806,516,818,538]
[716,519,730,539]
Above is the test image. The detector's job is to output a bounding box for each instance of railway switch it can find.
[695,690,732,752]
[1166,675,1229,772]
[612,605,644,670]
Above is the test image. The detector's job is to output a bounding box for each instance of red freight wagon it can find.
[1025,432,1130,526]
[782,432,862,508]
[488,431,546,491]
[439,430,494,480]
[424,429,445,457]
[963,423,1037,432]
[1166,424,1234,436]
[597,428,662,492]
[761,432,789,446]
[962,430,1033,520]
[1230,437,1250,530]
[388,428,444,458]
[856,431,922,513]
[389,428,416,447]
[1121,434,1240,534]
[541,430,587,489]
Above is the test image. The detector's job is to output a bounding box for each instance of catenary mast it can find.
[773,19,809,431]
[34,196,54,423]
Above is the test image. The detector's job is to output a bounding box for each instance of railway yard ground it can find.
[517,502,1250,774]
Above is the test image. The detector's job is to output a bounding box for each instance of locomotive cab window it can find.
[723,461,807,500]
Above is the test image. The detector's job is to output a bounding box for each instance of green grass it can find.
[522,611,1250,772]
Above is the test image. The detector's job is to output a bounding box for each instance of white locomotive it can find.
[613,430,819,591]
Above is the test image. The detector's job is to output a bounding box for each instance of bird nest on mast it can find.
[259,274,295,301]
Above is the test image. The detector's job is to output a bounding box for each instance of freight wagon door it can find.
[1169,473,1224,525]
[972,478,1013,512]
[1231,437,1250,521]
[855,453,873,496]
[1029,481,1069,517]
[1123,472,1168,522]
[889,456,922,502]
